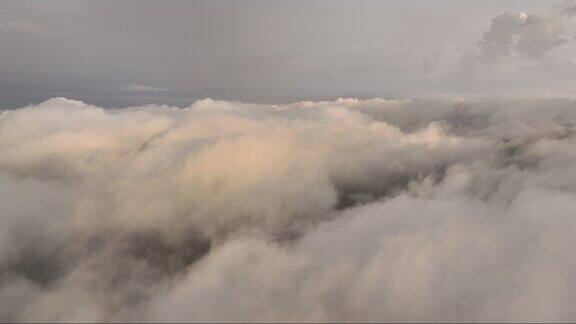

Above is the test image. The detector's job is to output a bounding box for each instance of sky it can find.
[2,0,576,108]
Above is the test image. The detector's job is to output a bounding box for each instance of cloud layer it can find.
[2,97,576,321]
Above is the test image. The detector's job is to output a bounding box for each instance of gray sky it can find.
[1,0,576,108]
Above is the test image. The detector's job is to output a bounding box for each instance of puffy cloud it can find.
[149,186,576,322]
[2,97,576,321]
[437,7,576,98]
[473,11,567,67]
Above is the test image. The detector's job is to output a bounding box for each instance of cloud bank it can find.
[2,97,576,321]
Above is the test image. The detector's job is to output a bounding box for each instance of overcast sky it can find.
[2,0,576,108]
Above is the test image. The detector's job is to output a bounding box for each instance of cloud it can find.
[461,12,567,72]
[468,11,567,68]
[2,97,576,321]
[434,7,576,98]
[122,85,170,92]
[555,1,576,17]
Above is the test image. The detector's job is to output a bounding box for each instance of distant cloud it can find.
[434,6,576,97]
[562,6,576,17]
[555,0,576,17]
[122,84,170,91]
[473,11,567,68]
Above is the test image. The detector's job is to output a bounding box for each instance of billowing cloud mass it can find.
[455,9,571,76]
[2,97,576,321]
[480,12,566,63]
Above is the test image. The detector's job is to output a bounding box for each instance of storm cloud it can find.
[1,97,576,321]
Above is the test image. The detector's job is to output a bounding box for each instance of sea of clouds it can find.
[2,97,576,321]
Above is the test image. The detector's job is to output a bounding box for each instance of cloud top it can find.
[2,97,576,321]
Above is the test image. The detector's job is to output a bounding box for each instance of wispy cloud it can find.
[122,84,171,92]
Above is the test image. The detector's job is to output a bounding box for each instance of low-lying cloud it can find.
[2,97,576,321]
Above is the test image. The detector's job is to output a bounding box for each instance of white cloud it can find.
[2,97,576,321]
